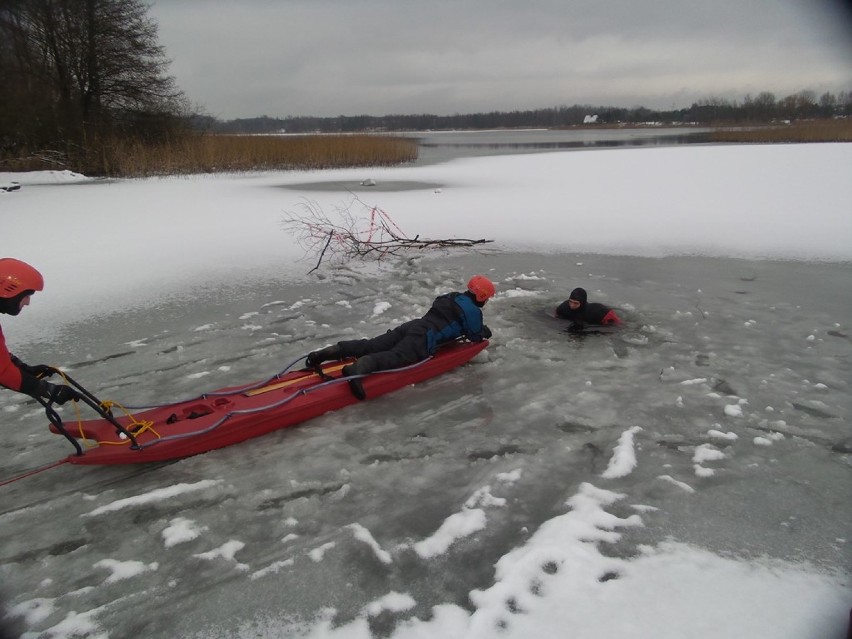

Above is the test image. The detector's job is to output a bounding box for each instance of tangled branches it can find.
[282,196,493,272]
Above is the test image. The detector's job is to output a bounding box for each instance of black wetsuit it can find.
[555,288,622,332]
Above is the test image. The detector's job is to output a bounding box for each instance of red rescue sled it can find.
[49,340,488,465]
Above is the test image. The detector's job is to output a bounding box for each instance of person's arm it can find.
[1,339,78,403]
[18,372,81,404]
[452,294,492,342]
[555,300,572,318]
[567,320,585,333]
[17,371,44,397]
[466,317,489,342]
[0,334,24,392]
[10,354,55,378]
[601,309,622,326]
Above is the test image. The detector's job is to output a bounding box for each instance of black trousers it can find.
[338,320,430,373]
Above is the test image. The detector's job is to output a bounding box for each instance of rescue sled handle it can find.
[37,397,83,456]
[42,370,140,453]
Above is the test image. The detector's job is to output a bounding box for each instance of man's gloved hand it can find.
[11,356,56,379]
[482,325,493,339]
[21,363,55,379]
[40,381,82,405]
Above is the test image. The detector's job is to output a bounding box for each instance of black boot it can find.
[306,344,342,368]
[342,356,376,401]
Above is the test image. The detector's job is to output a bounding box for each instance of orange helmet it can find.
[467,274,495,303]
[0,258,44,299]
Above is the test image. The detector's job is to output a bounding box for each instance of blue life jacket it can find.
[424,292,483,354]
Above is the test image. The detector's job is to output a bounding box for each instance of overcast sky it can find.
[148,0,852,120]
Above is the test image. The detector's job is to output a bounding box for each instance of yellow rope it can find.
[51,369,160,447]
[70,395,97,449]
[96,400,160,445]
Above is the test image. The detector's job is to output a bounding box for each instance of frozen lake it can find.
[1,140,851,638]
[2,251,850,638]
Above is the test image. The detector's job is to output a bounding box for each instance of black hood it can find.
[0,290,34,316]
[569,287,588,306]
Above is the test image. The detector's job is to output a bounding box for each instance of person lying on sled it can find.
[306,275,495,400]
[555,287,622,333]
[0,258,81,405]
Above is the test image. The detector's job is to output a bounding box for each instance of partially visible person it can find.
[306,275,496,399]
[555,287,622,333]
[0,258,81,405]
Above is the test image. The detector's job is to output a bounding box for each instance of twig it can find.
[309,230,335,273]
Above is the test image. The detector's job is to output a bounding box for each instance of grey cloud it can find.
[150,0,851,118]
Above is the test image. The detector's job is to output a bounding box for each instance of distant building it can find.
[583,115,599,124]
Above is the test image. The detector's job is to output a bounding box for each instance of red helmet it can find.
[0,258,44,299]
[467,274,495,303]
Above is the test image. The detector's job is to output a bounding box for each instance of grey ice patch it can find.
[279,180,443,193]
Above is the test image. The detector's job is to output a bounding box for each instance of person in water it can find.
[305,275,495,400]
[0,258,81,405]
[555,287,622,332]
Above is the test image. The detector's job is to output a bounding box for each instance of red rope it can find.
[0,458,69,487]
[376,207,407,237]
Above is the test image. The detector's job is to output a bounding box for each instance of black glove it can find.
[482,325,493,339]
[11,356,55,379]
[567,322,585,334]
[22,363,55,379]
[39,381,82,405]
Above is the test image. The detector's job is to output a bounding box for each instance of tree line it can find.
[202,90,852,135]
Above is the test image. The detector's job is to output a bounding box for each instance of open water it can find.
[406,127,713,165]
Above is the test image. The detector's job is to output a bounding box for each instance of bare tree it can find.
[0,0,184,153]
[778,90,818,119]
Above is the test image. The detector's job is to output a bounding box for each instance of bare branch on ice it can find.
[282,196,493,271]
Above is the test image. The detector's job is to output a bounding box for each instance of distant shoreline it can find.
[2,119,848,178]
[409,118,852,143]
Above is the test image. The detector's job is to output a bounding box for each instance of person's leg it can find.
[337,322,413,358]
[307,321,414,368]
[342,324,429,399]
[360,341,422,370]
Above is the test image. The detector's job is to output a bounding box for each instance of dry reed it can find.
[708,118,852,144]
[1,134,419,177]
[99,134,419,177]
